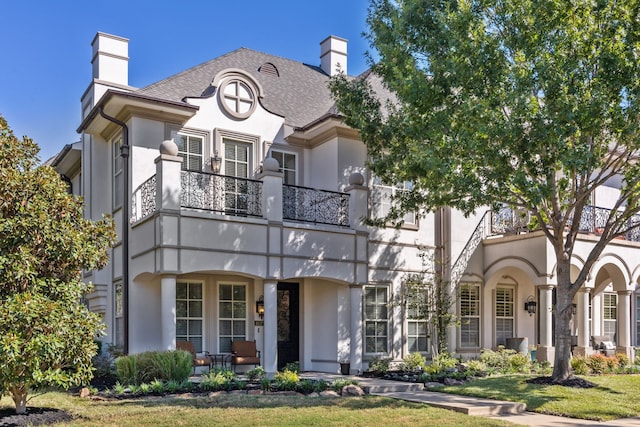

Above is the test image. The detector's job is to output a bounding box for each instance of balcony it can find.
[490,205,640,242]
[131,166,355,228]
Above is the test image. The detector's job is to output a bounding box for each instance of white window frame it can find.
[112,136,123,209]
[171,130,204,171]
[176,281,204,353]
[219,78,257,119]
[270,149,297,185]
[364,285,389,355]
[459,283,481,349]
[371,176,417,227]
[218,282,247,353]
[114,281,124,349]
[495,286,515,347]
[603,292,617,342]
[406,285,430,354]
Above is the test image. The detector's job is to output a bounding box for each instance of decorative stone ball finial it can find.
[348,172,365,186]
[263,157,280,172]
[159,140,178,156]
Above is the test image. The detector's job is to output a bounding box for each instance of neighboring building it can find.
[51,32,640,375]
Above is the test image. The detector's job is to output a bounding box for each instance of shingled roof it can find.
[136,48,338,129]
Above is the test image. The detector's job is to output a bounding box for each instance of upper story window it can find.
[113,136,123,209]
[172,131,204,171]
[371,177,416,226]
[270,150,297,185]
[220,79,256,119]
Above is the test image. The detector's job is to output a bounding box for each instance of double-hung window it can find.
[114,281,124,349]
[219,284,247,353]
[407,286,429,353]
[176,282,203,352]
[459,283,480,348]
[603,293,617,342]
[223,140,252,214]
[270,150,297,185]
[113,137,123,209]
[371,177,416,225]
[364,286,389,354]
[173,132,204,171]
[495,287,514,347]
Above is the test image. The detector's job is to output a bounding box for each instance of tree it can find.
[0,116,115,413]
[331,0,640,382]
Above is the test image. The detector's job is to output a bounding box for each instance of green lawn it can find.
[437,374,640,421]
[0,392,512,426]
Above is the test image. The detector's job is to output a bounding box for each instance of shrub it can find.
[368,357,390,375]
[115,355,138,385]
[402,352,427,371]
[246,366,266,381]
[313,379,330,393]
[200,368,236,391]
[606,356,619,373]
[296,379,316,394]
[332,378,358,392]
[615,353,630,369]
[588,354,608,374]
[480,347,517,373]
[571,356,588,375]
[426,351,458,374]
[115,350,192,385]
[283,361,300,373]
[508,353,531,373]
[531,360,552,375]
[273,369,299,391]
[261,378,271,391]
[463,359,487,375]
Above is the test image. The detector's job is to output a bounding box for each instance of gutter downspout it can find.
[98,107,130,355]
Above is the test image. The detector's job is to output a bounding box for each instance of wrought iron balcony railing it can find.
[283,184,350,227]
[180,170,263,218]
[131,175,157,223]
[490,205,640,242]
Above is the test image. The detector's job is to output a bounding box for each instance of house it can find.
[51,32,640,375]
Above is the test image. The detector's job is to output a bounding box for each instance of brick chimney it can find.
[320,35,347,76]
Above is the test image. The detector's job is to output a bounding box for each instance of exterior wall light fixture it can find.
[524,295,537,316]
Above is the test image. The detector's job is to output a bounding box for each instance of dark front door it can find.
[277,282,299,370]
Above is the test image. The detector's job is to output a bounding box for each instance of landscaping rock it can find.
[208,391,226,398]
[443,378,464,386]
[79,387,91,398]
[307,392,320,398]
[228,390,246,395]
[341,385,365,396]
[247,389,263,395]
[319,390,340,398]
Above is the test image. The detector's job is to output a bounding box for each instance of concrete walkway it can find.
[300,373,640,426]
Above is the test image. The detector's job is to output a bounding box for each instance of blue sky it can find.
[0,0,371,162]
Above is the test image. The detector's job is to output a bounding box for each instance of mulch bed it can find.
[526,376,597,388]
[0,407,73,427]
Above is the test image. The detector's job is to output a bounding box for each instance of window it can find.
[407,286,429,353]
[219,284,247,353]
[495,287,514,347]
[176,282,203,352]
[371,177,416,225]
[223,140,252,214]
[219,79,256,119]
[603,292,617,342]
[114,281,124,349]
[172,132,204,171]
[113,136,123,208]
[636,296,640,345]
[270,150,297,185]
[460,283,480,348]
[364,286,388,354]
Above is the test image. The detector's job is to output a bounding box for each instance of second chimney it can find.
[320,35,347,77]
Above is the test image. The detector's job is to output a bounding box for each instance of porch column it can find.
[617,289,633,358]
[155,140,183,212]
[257,158,283,222]
[263,280,278,377]
[349,284,363,375]
[160,275,177,351]
[345,173,368,231]
[537,285,555,364]
[574,288,592,356]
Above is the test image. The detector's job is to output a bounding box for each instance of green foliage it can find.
[615,353,630,369]
[313,379,330,393]
[149,379,164,394]
[200,368,236,391]
[368,357,391,374]
[332,378,359,393]
[463,359,487,375]
[245,366,266,381]
[588,354,609,375]
[330,0,640,382]
[283,361,300,373]
[571,356,589,375]
[426,352,459,374]
[115,351,192,385]
[401,352,427,371]
[273,369,299,391]
[260,377,271,391]
[508,353,532,374]
[296,379,316,394]
[0,116,115,414]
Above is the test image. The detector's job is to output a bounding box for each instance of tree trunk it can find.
[551,259,576,382]
[11,385,27,415]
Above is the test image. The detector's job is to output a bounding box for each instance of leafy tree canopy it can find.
[331,0,640,382]
[0,115,115,413]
